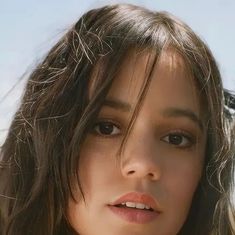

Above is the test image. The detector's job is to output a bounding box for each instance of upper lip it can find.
[109,192,162,212]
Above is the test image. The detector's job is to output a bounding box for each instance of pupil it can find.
[100,123,113,135]
[169,134,182,145]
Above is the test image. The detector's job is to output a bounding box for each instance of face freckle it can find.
[67,49,207,235]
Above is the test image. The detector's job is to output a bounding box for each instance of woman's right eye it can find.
[93,121,121,136]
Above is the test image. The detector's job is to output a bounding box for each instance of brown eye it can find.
[161,133,193,147]
[93,121,121,136]
[168,134,184,145]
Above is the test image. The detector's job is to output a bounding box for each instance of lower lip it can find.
[108,205,160,224]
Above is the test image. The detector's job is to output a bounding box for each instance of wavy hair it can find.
[0,4,234,235]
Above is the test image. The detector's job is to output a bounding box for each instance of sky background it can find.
[0,0,235,144]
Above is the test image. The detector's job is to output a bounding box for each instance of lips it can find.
[110,192,161,212]
[108,192,161,223]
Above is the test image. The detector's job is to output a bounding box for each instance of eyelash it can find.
[92,119,195,148]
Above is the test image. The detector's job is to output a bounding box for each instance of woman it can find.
[0,4,234,235]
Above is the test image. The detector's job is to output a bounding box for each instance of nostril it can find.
[127,170,155,177]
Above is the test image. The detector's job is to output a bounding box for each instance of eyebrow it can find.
[162,108,204,132]
[103,99,132,112]
[103,98,204,132]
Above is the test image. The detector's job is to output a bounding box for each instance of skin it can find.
[67,49,207,235]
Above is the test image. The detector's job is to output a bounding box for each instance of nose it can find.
[120,130,162,181]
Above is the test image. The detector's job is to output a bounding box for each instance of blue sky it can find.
[0,0,235,144]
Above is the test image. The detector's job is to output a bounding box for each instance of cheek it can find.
[163,141,205,201]
[78,139,119,199]
[67,143,119,234]
[163,157,203,218]
[168,165,201,198]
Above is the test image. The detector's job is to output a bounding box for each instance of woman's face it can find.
[67,50,207,235]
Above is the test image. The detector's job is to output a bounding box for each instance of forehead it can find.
[107,48,198,102]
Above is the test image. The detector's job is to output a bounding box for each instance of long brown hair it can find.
[0,4,234,235]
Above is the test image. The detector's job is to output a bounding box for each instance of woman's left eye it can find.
[93,121,121,136]
[161,133,194,148]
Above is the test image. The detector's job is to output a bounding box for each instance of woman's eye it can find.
[161,133,193,147]
[93,121,121,136]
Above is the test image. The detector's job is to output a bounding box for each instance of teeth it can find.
[125,202,136,208]
[121,202,151,210]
